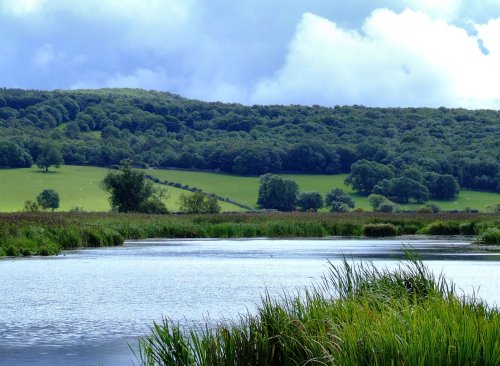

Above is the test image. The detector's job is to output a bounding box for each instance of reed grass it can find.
[0,212,498,257]
[136,259,500,366]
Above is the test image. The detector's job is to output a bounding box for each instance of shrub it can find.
[363,223,398,237]
[479,228,500,245]
[5,245,19,256]
[426,221,460,235]
[459,222,477,235]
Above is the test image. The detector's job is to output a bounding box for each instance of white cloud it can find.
[0,0,42,16]
[71,68,176,91]
[403,0,463,20]
[250,9,500,108]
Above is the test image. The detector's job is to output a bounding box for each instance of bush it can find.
[425,221,460,235]
[378,202,395,213]
[479,228,500,245]
[363,223,398,237]
[5,245,19,256]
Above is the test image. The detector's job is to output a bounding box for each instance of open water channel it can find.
[0,238,499,365]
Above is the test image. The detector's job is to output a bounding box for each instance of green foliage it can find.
[0,212,497,257]
[36,189,60,211]
[425,221,461,235]
[478,228,500,245]
[257,174,299,211]
[363,223,398,237]
[179,192,221,214]
[368,194,398,212]
[425,173,460,199]
[345,159,395,195]
[296,192,323,212]
[373,177,429,203]
[36,141,63,172]
[325,188,355,212]
[23,200,41,212]
[0,140,32,168]
[101,161,167,213]
[1,88,498,193]
[137,260,500,366]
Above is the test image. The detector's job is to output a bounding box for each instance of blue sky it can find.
[1,0,500,108]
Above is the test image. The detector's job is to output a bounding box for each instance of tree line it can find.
[0,88,498,193]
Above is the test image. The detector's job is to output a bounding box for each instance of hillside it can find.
[0,166,244,212]
[0,88,498,202]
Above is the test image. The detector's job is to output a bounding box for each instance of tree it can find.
[179,192,221,214]
[257,174,299,211]
[325,188,355,212]
[424,173,460,199]
[345,160,394,195]
[0,141,33,168]
[373,177,429,204]
[296,192,323,212]
[36,142,63,172]
[36,189,60,211]
[368,194,397,212]
[368,194,388,211]
[101,161,168,213]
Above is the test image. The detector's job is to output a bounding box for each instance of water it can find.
[0,238,499,366]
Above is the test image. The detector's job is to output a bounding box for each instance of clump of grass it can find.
[363,223,398,237]
[424,220,461,235]
[478,228,500,245]
[137,259,500,366]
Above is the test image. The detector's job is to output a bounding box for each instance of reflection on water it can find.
[0,238,498,366]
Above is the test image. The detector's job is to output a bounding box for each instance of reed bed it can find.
[0,212,498,257]
[136,259,500,366]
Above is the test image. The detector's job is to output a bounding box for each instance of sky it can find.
[1,0,500,108]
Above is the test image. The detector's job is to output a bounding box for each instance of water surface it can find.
[0,238,498,366]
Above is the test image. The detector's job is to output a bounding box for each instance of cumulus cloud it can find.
[1,1,500,107]
[250,9,500,108]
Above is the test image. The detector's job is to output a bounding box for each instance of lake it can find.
[0,238,499,366]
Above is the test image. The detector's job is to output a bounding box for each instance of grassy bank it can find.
[0,212,498,257]
[137,259,500,365]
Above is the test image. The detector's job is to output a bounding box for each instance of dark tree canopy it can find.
[257,174,299,211]
[0,140,32,168]
[36,189,60,211]
[345,160,395,195]
[101,161,167,213]
[425,173,460,199]
[296,192,323,212]
[0,88,498,193]
[373,177,429,204]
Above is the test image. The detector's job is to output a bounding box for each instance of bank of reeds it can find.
[0,212,498,257]
[137,259,500,365]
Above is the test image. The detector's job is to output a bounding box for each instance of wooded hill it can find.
[0,88,498,194]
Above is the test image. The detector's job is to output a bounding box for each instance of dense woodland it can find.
[0,88,498,197]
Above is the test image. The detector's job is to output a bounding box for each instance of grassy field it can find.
[144,169,500,212]
[0,166,243,212]
[0,166,498,212]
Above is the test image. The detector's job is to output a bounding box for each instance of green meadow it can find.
[144,169,500,212]
[0,166,243,212]
[0,166,498,212]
